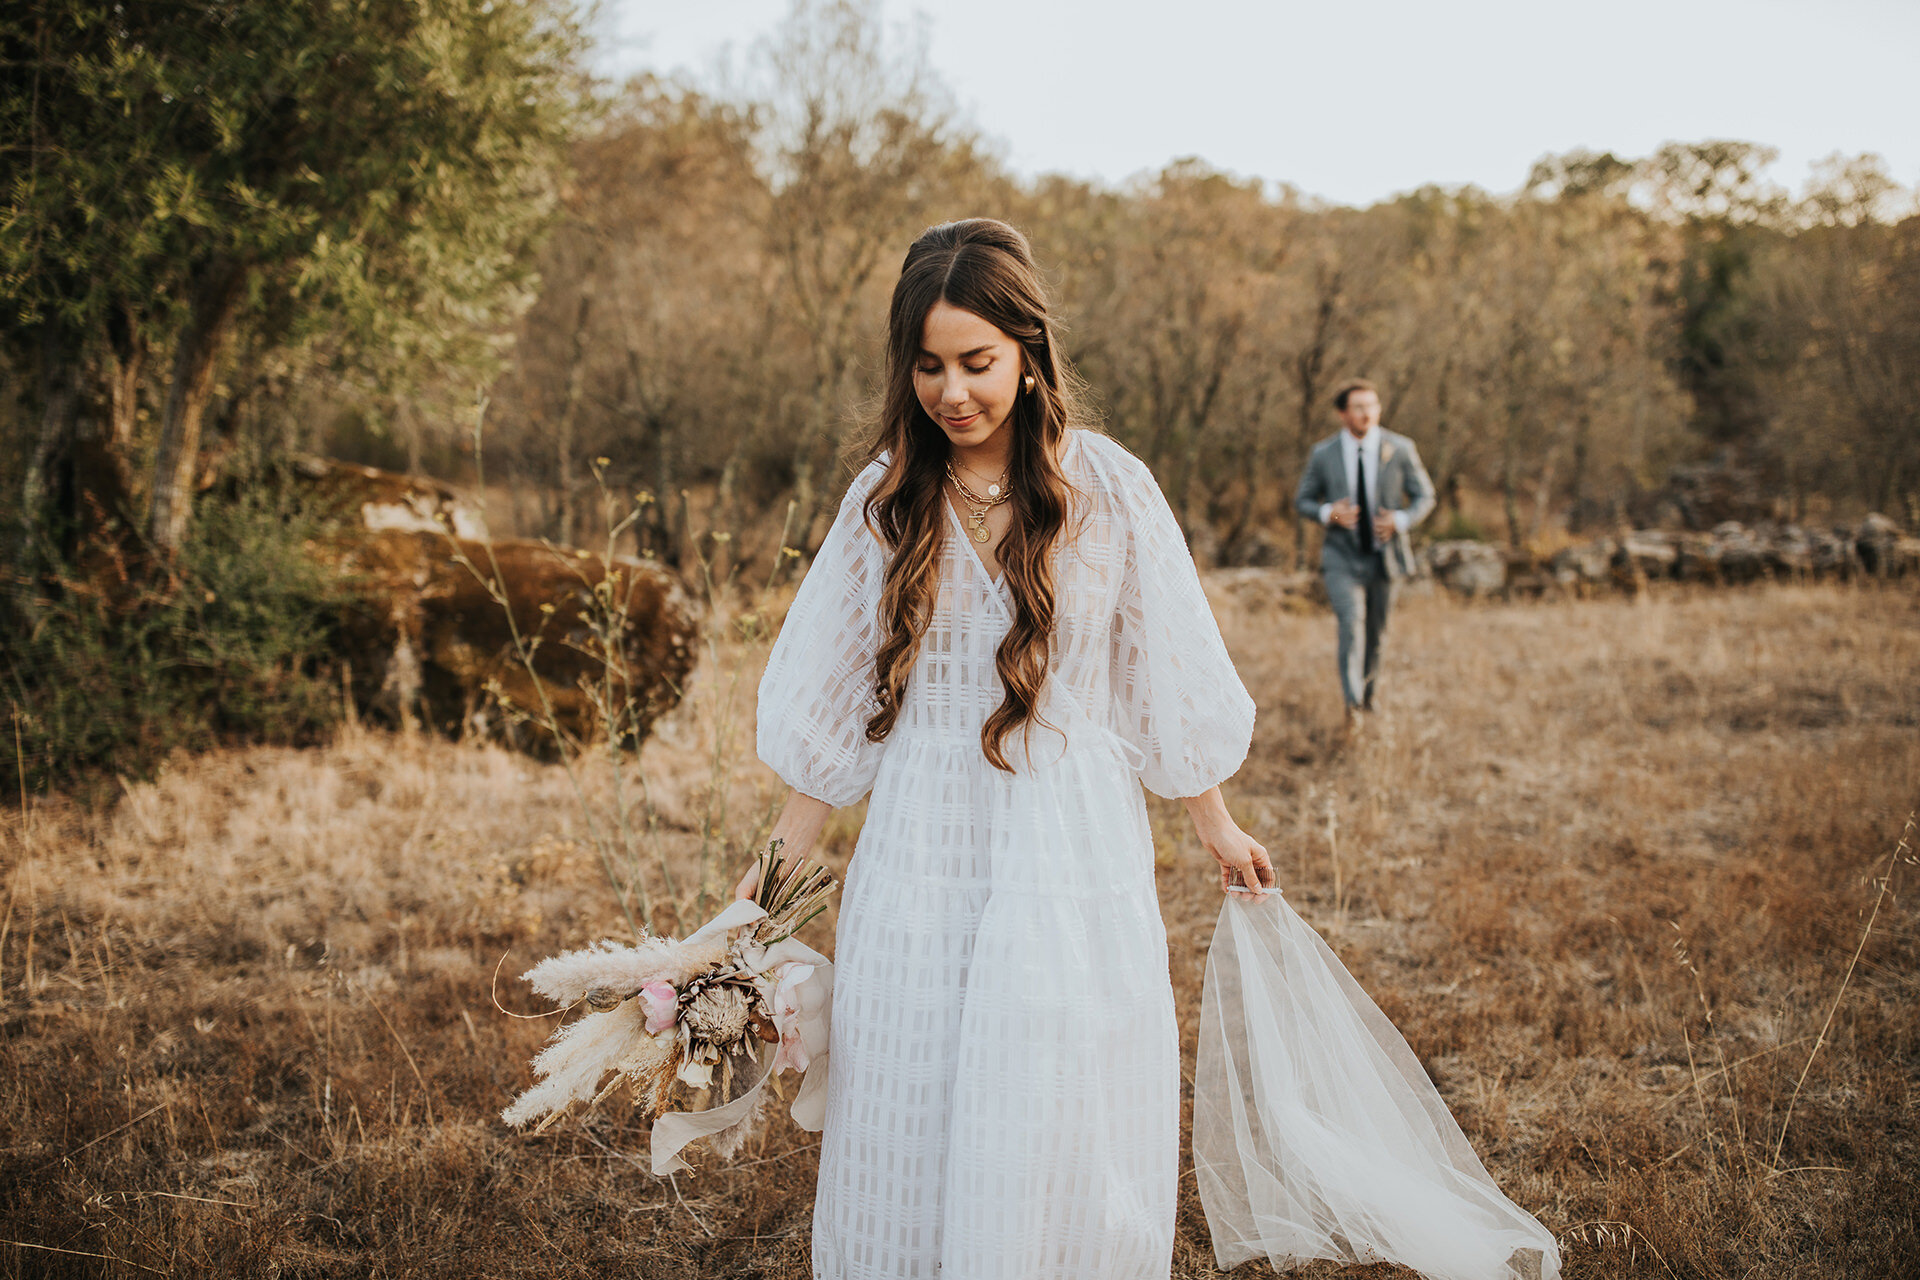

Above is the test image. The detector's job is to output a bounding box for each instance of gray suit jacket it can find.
[1293,429,1437,579]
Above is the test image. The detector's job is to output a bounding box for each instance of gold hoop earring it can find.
[1023,375,1036,394]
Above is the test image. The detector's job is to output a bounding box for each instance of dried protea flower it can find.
[745,1005,781,1044]
[683,985,751,1046]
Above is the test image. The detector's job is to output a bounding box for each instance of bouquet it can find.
[501,842,836,1173]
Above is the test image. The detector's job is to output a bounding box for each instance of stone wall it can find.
[1420,516,1920,600]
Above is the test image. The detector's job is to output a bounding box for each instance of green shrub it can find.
[1434,510,1489,542]
[2,488,348,798]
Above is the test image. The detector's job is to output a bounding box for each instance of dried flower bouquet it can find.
[502,841,836,1172]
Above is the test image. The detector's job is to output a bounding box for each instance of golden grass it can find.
[2,580,1916,1278]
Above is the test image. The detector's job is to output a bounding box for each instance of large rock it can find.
[1672,533,1722,583]
[277,458,700,751]
[325,532,698,748]
[1550,539,1615,594]
[1763,524,1859,580]
[1613,531,1678,586]
[1762,525,1817,579]
[1856,513,1920,577]
[1711,522,1769,584]
[1425,541,1507,597]
[1807,527,1860,579]
[1503,549,1555,599]
[288,455,491,540]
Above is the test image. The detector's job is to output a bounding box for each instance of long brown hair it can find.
[860,218,1087,771]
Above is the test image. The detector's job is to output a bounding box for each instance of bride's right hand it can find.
[739,790,835,901]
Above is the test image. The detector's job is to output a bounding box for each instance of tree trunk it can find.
[1501,420,1523,550]
[1227,383,1273,548]
[1530,444,1559,544]
[1176,341,1236,537]
[105,305,145,452]
[404,401,424,475]
[554,290,593,546]
[647,410,677,564]
[1290,274,1340,569]
[19,325,80,551]
[1292,382,1321,570]
[149,259,247,553]
[790,450,819,559]
[791,359,840,557]
[1568,410,1592,533]
[1500,331,1528,551]
[609,289,677,563]
[1431,359,1456,520]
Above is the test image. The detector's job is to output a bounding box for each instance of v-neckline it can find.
[937,432,1083,606]
[941,496,1008,601]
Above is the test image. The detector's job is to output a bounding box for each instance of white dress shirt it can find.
[1318,426,1410,534]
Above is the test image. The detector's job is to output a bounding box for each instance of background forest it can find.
[6,1,1917,582]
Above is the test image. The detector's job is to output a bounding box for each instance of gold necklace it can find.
[945,460,1011,544]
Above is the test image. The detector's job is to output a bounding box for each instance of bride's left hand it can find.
[1182,788,1276,899]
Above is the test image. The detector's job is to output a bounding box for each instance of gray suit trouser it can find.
[1325,551,1392,709]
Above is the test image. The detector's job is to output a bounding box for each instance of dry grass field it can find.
[2,579,1916,1279]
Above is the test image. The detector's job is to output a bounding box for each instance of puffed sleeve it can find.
[1104,447,1257,798]
[756,462,890,807]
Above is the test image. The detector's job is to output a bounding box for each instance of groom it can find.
[1293,378,1436,717]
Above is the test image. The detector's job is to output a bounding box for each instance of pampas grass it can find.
[519,935,719,1006]
[501,999,651,1130]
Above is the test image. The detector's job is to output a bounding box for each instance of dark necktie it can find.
[1357,447,1375,555]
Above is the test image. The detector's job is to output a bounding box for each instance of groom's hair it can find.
[1332,378,1377,411]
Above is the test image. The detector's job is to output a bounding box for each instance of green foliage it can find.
[1434,510,1490,543]
[2,488,348,796]
[4,0,587,333]
[1,0,593,549]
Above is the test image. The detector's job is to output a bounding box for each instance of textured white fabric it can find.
[1196,894,1563,1280]
[757,429,1256,1280]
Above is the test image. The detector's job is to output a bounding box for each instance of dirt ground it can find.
[3,579,1916,1278]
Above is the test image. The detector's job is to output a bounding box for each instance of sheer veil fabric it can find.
[1196,893,1563,1280]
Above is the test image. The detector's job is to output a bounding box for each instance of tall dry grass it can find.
[1,580,1915,1278]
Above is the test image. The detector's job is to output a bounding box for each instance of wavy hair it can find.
[859,218,1087,771]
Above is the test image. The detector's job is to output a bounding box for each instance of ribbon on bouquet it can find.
[649,898,834,1175]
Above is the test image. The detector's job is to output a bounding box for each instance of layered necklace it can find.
[945,458,1011,545]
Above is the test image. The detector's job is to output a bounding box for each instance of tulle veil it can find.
[1195,892,1562,1280]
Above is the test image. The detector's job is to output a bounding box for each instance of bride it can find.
[736,217,1560,1280]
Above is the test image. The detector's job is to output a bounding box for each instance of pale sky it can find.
[588,0,1920,207]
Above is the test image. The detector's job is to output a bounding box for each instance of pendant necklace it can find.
[946,460,1011,545]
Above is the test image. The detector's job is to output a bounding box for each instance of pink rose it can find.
[638,980,679,1034]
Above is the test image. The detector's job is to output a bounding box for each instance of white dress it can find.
[757,429,1255,1280]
